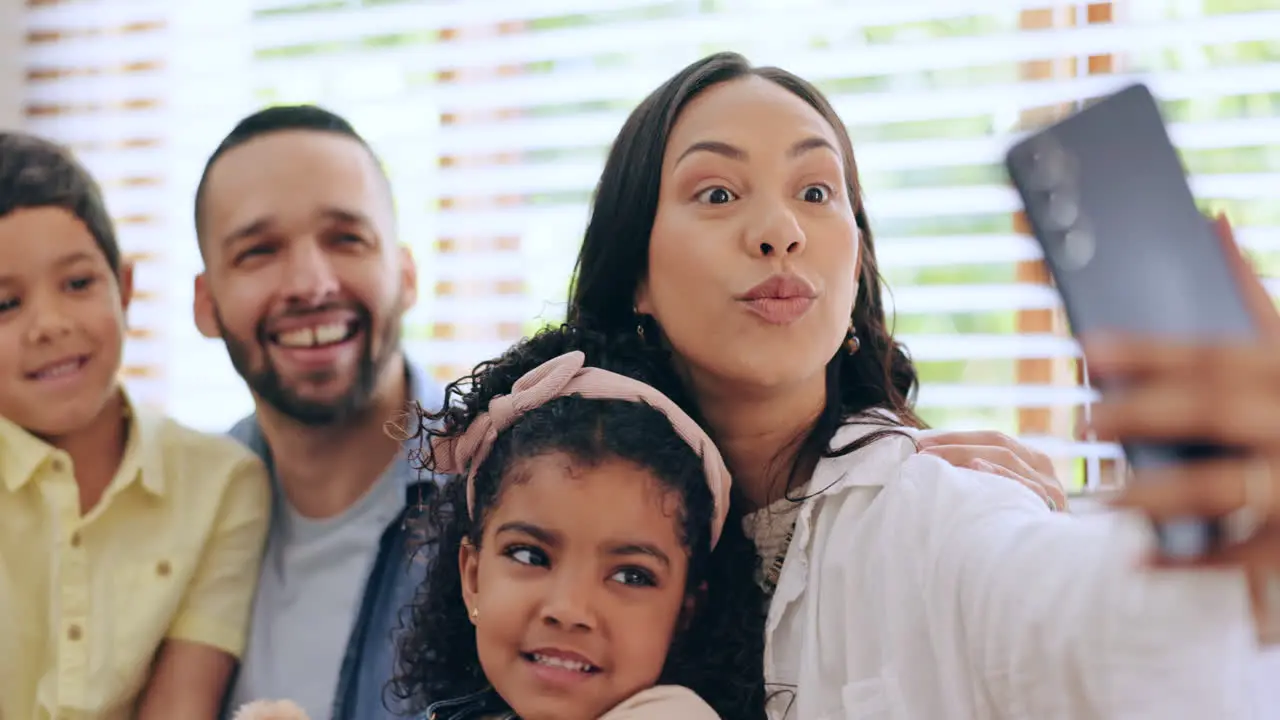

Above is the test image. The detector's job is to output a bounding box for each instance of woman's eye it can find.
[800,184,831,204]
[505,546,549,567]
[0,297,18,314]
[610,567,657,587]
[696,186,738,205]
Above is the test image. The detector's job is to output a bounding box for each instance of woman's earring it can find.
[634,307,647,342]
[845,326,861,354]
[470,606,479,624]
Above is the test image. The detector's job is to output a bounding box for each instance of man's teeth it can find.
[316,322,348,345]
[531,654,595,673]
[276,322,350,348]
[36,359,81,379]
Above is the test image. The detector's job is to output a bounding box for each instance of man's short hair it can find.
[0,132,121,274]
[193,104,389,249]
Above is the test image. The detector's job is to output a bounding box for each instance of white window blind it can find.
[19,0,1280,491]
[19,0,261,432]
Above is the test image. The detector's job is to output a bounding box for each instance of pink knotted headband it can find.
[430,350,732,547]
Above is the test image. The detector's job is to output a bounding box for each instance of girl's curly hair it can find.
[389,324,767,719]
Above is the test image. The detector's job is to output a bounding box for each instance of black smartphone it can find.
[1004,83,1257,559]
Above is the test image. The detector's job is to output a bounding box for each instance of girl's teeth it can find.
[532,654,593,672]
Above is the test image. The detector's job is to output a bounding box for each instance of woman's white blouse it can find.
[763,420,1256,719]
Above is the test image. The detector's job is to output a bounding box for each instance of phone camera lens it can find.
[1059,227,1095,270]
[1027,137,1069,189]
[1045,191,1079,230]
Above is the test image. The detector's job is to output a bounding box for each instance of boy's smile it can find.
[24,353,93,388]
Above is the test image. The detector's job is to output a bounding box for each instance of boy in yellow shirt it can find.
[0,132,271,719]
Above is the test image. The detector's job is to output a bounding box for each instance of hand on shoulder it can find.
[916,430,1067,512]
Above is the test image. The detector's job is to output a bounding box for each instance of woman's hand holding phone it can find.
[1086,215,1280,640]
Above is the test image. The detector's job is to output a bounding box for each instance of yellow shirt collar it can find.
[0,389,163,496]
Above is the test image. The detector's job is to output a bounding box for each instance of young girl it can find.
[391,325,768,720]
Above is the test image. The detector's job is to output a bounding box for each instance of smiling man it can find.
[191,106,441,720]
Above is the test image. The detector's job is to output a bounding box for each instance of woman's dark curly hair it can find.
[390,324,767,720]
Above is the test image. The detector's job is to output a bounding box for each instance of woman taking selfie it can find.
[561,52,1259,718]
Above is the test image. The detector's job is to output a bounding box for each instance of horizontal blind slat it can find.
[246,10,1280,82]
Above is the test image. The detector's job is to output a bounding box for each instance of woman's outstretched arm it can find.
[888,454,1255,717]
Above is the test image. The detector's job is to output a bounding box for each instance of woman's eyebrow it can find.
[675,136,838,167]
[676,140,746,166]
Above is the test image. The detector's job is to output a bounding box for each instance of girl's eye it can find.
[696,186,738,205]
[504,545,549,568]
[799,184,832,204]
[610,567,657,587]
[0,297,19,314]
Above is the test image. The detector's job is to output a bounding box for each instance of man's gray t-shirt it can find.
[227,466,403,719]
[225,364,442,719]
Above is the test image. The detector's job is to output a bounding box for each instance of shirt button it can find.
[69,532,81,548]
[156,560,171,577]
[67,624,82,641]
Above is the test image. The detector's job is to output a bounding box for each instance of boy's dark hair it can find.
[0,132,121,274]
[192,104,387,248]
[390,324,768,720]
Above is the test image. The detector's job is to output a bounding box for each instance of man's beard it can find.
[214,303,402,427]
